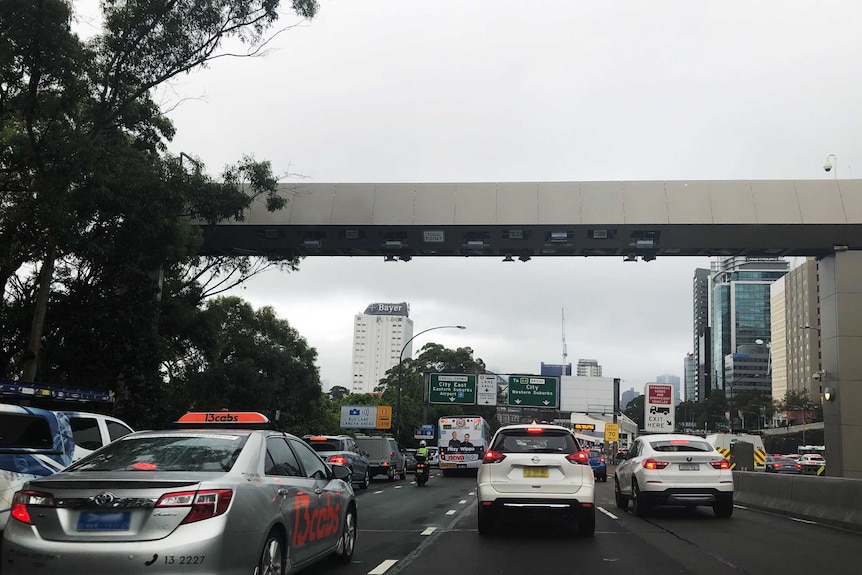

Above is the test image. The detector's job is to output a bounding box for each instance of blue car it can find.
[588,449,607,482]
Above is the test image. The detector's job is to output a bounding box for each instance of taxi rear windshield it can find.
[493,430,579,454]
[66,434,250,472]
[649,439,713,453]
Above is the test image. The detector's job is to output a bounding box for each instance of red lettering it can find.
[292,493,311,547]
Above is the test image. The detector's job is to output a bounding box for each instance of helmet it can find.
[419,440,427,447]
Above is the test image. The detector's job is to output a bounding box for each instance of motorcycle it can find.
[415,455,430,487]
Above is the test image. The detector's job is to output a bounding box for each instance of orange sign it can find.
[376,406,392,429]
[176,411,269,424]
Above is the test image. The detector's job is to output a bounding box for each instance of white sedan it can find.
[614,434,734,518]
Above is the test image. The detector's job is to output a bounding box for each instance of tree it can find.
[1,0,318,382]
[623,395,645,429]
[328,386,350,401]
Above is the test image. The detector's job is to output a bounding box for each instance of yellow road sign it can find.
[376,406,392,429]
[604,423,619,442]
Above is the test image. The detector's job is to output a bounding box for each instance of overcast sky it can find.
[78,1,862,393]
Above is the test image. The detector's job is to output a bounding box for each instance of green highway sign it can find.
[507,375,560,408]
[428,373,477,405]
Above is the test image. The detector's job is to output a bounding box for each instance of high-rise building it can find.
[710,257,789,393]
[771,258,821,402]
[656,373,681,405]
[351,302,414,394]
[684,353,696,402]
[620,387,639,411]
[692,268,711,402]
[540,362,572,376]
[576,359,602,377]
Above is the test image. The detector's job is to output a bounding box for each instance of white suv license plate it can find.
[678,463,699,471]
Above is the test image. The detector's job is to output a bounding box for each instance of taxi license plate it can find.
[77,511,131,531]
[523,467,549,478]
[678,464,699,471]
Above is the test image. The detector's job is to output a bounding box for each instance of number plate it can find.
[523,467,549,478]
[678,464,699,471]
[77,511,131,531]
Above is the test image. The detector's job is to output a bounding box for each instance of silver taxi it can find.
[1,411,357,575]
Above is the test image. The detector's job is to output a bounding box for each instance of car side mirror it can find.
[330,463,351,481]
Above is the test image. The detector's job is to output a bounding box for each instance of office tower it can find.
[684,353,696,402]
[692,268,711,402]
[710,257,789,393]
[656,373,681,405]
[576,359,602,377]
[351,302,414,394]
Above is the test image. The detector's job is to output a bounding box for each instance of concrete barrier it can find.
[733,471,862,531]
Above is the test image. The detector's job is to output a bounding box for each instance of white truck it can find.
[705,433,767,470]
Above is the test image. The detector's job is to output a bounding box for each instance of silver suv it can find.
[476,423,596,536]
[354,434,407,481]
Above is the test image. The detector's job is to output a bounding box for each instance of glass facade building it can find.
[710,257,789,393]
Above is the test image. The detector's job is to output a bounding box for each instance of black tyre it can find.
[577,507,596,537]
[713,499,734,518]
[477,505,495,535]
[258,532,285,575]
[358,469,370,490]
[614,477,628,510]
[631,480,649,517]
[332,505,357,563]
[387,468,395,482]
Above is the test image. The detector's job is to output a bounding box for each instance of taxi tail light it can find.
[483,450,506,464]
[157,489,234,524]
[709,459,730,470]
[328,455,348,465]
[642,458,670,470]
[10,490,55,525]
[566,451,590,465]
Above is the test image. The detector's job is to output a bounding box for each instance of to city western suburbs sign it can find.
[507,376,560,408]
[428,374,477,405]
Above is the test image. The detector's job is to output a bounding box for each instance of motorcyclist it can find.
[416,440,429,463]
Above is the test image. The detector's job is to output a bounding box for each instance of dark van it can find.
[354,435,407,482]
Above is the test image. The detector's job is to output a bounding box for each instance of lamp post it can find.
[395,325,466,443]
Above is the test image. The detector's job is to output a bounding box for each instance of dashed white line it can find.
[421,527,437,536]
[790,517,818,525]
[468,491,475,495]
[373,490,384,494]
[458,499,467,504]
[597,506,618,519]
[394,485,403,489]
[368,559,399,575]
[445,509,457,515]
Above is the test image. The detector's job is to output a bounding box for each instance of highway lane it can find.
[302,471,862,575]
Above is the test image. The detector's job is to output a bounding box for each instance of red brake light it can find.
[642,458,670,470]
[709,459,730,470]
[526,427,543,433]
[10,490,56,525]
[566,451,589,464]
[156,489,233,524]
[483,450,506,463]
[132,462,158,470]
[328,455,347,465]
[599,456,606,463]
[669,439,690,444]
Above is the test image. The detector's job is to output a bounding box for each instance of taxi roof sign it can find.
[175,411,270,425]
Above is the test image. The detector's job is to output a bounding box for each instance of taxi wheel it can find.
[257,531,285,575]
[359,469,370,490]
[332,505,357,563]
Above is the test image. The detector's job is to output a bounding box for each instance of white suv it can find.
[476,423,596,536]
[614,433,734,518]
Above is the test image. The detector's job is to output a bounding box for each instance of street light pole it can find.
[395,325,466,443]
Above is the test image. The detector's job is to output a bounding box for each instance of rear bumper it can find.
[638,487,734,507]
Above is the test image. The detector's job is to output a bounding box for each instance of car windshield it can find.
[493,430,578,453]
[307,440,342,452]
[590,450,603,458]
[65,433,250,472]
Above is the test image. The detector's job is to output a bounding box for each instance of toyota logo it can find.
[93,492,116,507]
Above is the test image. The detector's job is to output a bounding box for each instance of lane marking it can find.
[597,506,618,519]
[421,527,436,536]
[468,491,475,495]
[373,490,384,494]
[446,510,456,515]
[458,499,467,504]
[790,517,818,525]
[394,485,403,489]
[368,559,398,575]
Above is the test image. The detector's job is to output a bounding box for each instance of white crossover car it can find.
[476,423,596,536]
[614,433,734,518]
